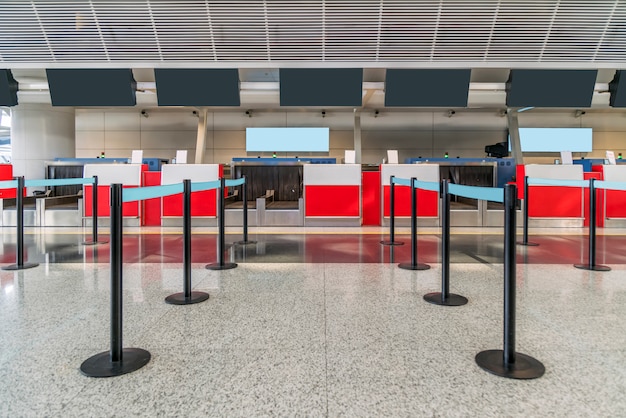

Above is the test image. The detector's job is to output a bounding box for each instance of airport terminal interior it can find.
[1,1,626,417]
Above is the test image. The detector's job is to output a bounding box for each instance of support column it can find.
[353,110,362,164]
[507,109,523,166]
[11,104,75,186]
[194,108,208,164]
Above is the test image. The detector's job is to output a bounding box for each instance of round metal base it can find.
[234,240,257,245]
[206,262,238,271]
[574,263,611,271]
[380,240,404,246]
[475,349,545,380]
[398,262,430,271]
[2,262,39,271]
[517,241,539,246]
[82,240,109,246]
[423,292,468,306]
[80,348,151,378]
[165,291,210,305]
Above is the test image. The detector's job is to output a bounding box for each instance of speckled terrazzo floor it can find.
[1,261,625,417]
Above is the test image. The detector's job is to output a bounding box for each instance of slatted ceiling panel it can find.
[0,0,625,64]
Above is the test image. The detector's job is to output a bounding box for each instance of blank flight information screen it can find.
[246,127,330,152]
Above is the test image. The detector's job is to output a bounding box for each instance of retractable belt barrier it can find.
[380,176,404,246]
[524,177,612,272]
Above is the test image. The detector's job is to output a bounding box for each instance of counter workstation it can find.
[598,165,626,227]
[303,164,361,226]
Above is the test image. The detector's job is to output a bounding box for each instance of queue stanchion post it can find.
[3,176,38,271]
[80,183,150,377]
[399,177,430,271]
[381,176,404,246]
[517,176,538,247]
[166,179,210,305]
[424,180,467,306]
[235,175,256,245]
[475,184,544,379]
[207,177,237,270]
[83,175,108,245]
[575,178,610,271]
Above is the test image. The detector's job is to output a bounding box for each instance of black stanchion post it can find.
[235,175,256,245]
[518,176,538,246]
[3,176,38,271]
[207,177,237,270]
[166,179,210,305]
[424,180,467,306]
[80,183,150,377]
[575,178,610,272]
[381,175,404,246]
[475,184,544,379]
[83,175,108,245]
[399,177,430,271]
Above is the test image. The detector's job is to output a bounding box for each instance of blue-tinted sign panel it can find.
[246,127,330,152]
[511,128,593,152]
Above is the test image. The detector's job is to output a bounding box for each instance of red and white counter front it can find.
[521,164,585,227]
[380,164,439,226]
[599,165,626,227]
[84,164,145,225]
[303,164,361,226]
[160,164,221,226]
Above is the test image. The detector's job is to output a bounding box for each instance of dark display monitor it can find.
[506,69,597,108]
[280,68,362,106]
[0,70,18,106]
[46,69,136,106]
[385,69,470,107]
[154,69,240,106]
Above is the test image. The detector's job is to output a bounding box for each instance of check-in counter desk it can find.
[381,164,439,227]
[598,165,626,227]
[84,164,144,227]
[522,164,585,227]
[303,164,361,226]
[161,164,220,227]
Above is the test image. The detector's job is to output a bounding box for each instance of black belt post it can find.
[80,183,151,377]
[207,177,237,270]
[381,175,404,246]
[517,176,538,246]
[83,175,108,245]
[3,176,38,271]
[399,177,430,271]
[575,178,610,271]
[235,175,255,245]
[424,180,467,306]
[166,179,210,305]
[475,184,544,380]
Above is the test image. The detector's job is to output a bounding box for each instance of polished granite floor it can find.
[1,227,625,416]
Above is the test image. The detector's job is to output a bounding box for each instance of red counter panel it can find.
[362,171,380,225]
[383,186,438,217]
[527,186,583,218]
[162,190,217,217]
[305,185,360,217]
[84,185,140,217]
[142,171,162,226]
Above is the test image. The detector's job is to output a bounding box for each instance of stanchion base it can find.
[475,349,545,380]
[2,262,39,271]
[398,263,430,271]
[234,240,257,245]
[82,240,109,246]
[380,240,404,246]
[80,348,151,378]
[574,263,611,272]
[165,291,210,305]
[423,292,468,306]
[206,262,238,271]
[517,241,539,247]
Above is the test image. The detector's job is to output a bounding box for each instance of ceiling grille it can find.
[0,0,624,65]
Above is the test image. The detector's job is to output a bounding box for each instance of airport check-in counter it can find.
[599,165,626,227]
[522,164,585,227]
[303,164,361,226]
[381,164,439,227]
[84,164,144,227]
[160,164,220,227]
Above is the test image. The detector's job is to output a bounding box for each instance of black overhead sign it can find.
[46,69,137,106]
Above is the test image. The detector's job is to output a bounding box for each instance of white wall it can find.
[75,108,626,165]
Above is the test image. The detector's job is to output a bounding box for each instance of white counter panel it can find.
[161,164,219,185]
[303,164,361,186]
[380,164,440,185]
[524,164,583,180]
[84,164,142,186]
[602,165,626,182]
